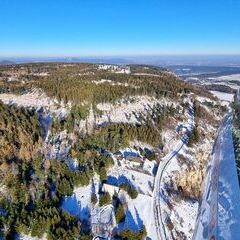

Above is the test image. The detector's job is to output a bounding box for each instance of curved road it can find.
[153,103,195,240]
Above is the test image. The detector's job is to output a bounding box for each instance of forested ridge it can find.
[0,63,213,105]
[36,70,190,104]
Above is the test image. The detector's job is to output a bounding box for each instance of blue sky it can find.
[0,0,240,57]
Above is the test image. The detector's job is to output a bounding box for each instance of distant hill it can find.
[0,60,15,65]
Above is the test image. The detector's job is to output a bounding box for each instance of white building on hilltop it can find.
[98,64,131,74]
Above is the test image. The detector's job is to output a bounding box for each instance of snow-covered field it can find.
[217,74,240,81]
[61,183,96,221]
[186,73,240,95]
[119,193,157,239]
[210,90,234,102]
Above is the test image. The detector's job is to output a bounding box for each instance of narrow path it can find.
[153,104,194,240]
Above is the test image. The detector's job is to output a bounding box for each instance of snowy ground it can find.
[0,88,69,117]
[103,102,196,239]
[92,79,131,87]
[61,178,115,239]
[100,99,204,239]
[196,95,217,104]
[161,151,199,240]
[0,88,83,185]
[152,101,200,240]
[216,74,240,81]
[132,73,161,77]
[43,130,73,159]
[96,95,178,125]
[108,148,156,195]
[119,193,157,239]
[61,182,97,221]
[210,90,234,102]
[16,233,47,240]
[162,128,180,153]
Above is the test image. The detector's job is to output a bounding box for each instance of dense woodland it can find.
[0,101,95,239]
[0,101,42,162]
[0,63,213,104]
[35,64,192,105]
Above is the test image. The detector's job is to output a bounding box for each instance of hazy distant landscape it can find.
[1,55,240,66]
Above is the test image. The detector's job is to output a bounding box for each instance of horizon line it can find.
[1,53,240,59]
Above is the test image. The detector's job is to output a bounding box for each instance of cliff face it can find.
[176,151,210,200]
[176,169,204,199]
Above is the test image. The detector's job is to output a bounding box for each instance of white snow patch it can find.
[119,193,157,240]
[92,79,130,87]
[0,88,70,117]
[17,233,47,240]
[217,74,240,81]
[96,95,177,125]
[61,180,99,221]
[210,91,234,102]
